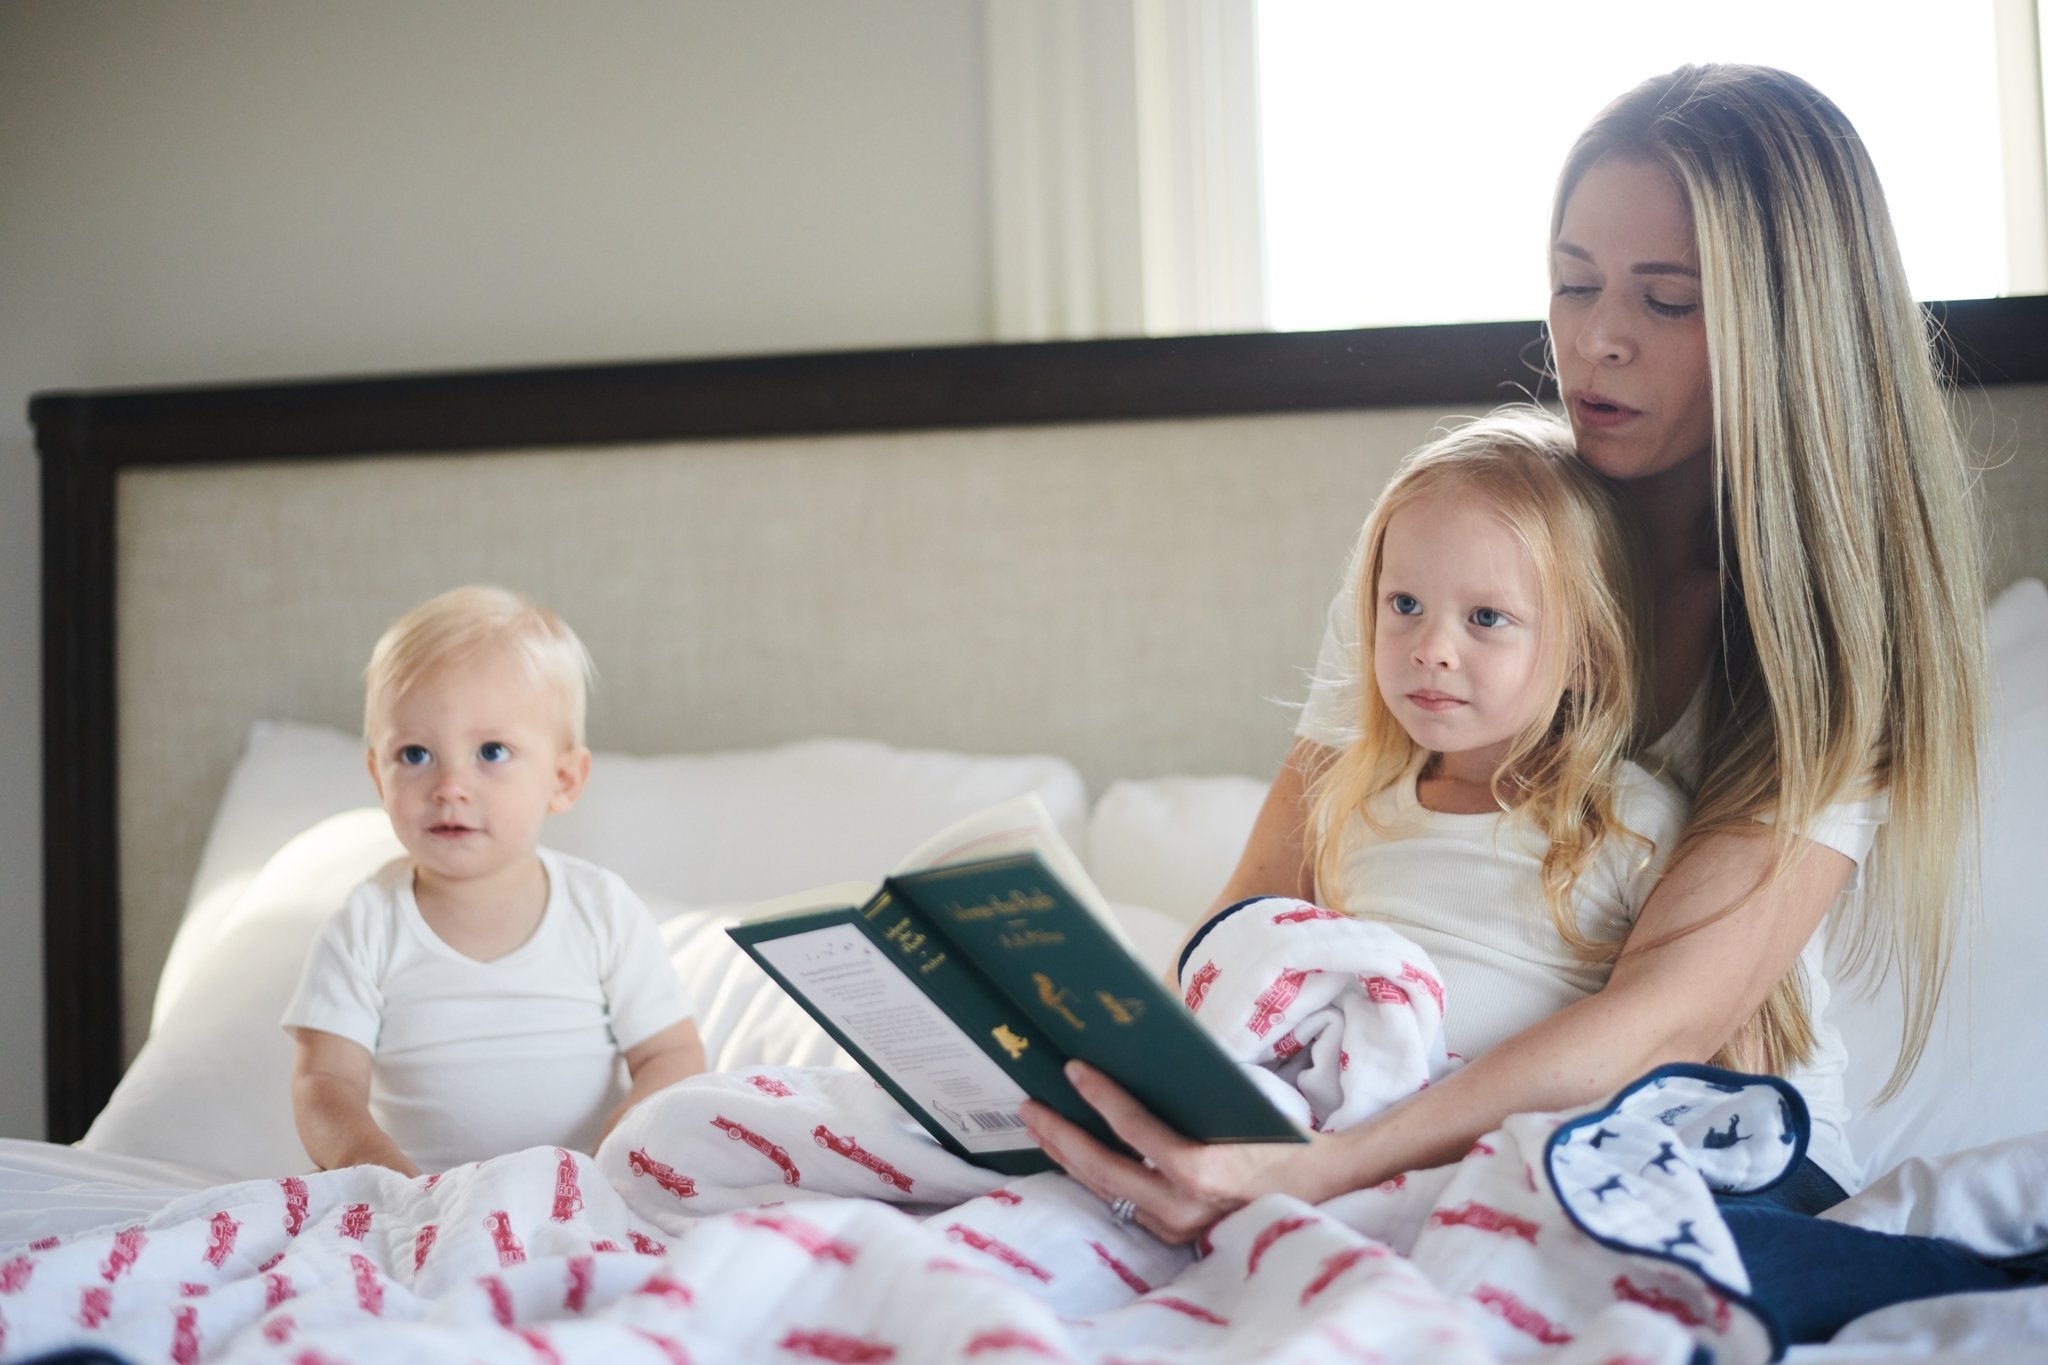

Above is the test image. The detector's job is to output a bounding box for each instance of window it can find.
[1257,0,2047,330]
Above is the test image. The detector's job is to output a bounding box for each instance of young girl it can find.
[1289,406,1689,1069]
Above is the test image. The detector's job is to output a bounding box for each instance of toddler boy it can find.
[283,585,704,1175]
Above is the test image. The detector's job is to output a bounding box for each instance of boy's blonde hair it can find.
[364,585,596,747]
[1555,65,1988,1093]
[1307,406,1652,954]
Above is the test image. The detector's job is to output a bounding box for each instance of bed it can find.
[12,302,2048,1362]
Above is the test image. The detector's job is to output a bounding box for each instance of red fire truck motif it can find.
[1,1254,33,1294]
[776,1328,897,1363]
[262,1314,294,1345]
[1140,1296,1229,1326]
[423,1172,442,1190]
[1300,1245,1385,1306]
[1360,975,1411,1007]
[628,1230,668,1257]
[1182,960,1221,1013]
[1612,1275,1731,1333]
[1271,902,1345,925]
[265,1271,294,1309]
[410,1223,437,1273]
[28,1238,59,1252]
[483,1274,515,1326]
[1272,1030,1303,1062]
[562,1254,595,1313]
[338,1203,372,1241]
[637,1268,694,1307]
[1247,1214,1315,1275]
[748,1073,796,1097]
[736,1211,858,1265]
[711,1114,803,1185]
[944,1224,1052,1282]
[170,1303,200,1365]
[551,1147,586,1221]
[812,1124,914,1193]
[1472,1284,1572,1345]
[628,1147,699,1199]
[629,1327,694,1365]
[1247,968,1314,1037]
[986,1187,1023,1206]
[1467,1140,1497,1158]
[1400,961,1445,1013]
[101,1226,146,1283]
[257,1253,285,1273]
[1088,1240,1151,1294]
[964,1327,1061,1357]
[1431,1201,1541,1244]
[279,1176,310,1236]
[485,1210,527,1266]
[517,1327,564,1365]
[179,1282,208,1298]
[350,1253,383,1315]
[203,1210,240,1268]
[78,1285,112,1329]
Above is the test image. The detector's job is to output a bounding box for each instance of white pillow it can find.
[1833,577,2048,1177]
[1084,774,1268,926]
[155,722,1089,1028]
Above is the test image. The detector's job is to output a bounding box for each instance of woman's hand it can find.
[1020,1061,1335,1244]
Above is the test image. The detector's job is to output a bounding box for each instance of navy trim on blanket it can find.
[1546,1063,1810,1362]
[1174,896,1273,979]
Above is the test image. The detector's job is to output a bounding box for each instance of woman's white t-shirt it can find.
[1297,568,1869,1190]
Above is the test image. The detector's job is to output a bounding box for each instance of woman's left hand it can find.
[1020,1061,1332,1245]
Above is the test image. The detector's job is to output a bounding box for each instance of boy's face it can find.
[366,647,589,896]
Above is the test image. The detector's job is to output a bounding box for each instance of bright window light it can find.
[1257,1,2013,330]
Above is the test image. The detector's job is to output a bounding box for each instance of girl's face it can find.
[1372,492,1557,782]
[1549,156,1715,486]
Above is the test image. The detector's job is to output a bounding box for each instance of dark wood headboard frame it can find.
[34,299,2048,1143]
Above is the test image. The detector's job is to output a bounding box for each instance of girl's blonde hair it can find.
[1555,65,1987,1093]
[1308,407,1653,955]
[364,585,597,747]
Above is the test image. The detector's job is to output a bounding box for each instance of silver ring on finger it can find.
[1108,1195,1137,1226]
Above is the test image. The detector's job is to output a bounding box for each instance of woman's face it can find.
[1548,156,1714,486]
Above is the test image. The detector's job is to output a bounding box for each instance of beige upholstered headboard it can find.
[36,310,2048,1141]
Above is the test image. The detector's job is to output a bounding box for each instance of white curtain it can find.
[985,0,1265,341]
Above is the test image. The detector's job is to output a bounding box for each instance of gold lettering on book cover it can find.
[950,889,1057,922]
[1096,991,1146,1025]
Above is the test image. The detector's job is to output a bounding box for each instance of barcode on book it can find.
[967,1108,1027,1132]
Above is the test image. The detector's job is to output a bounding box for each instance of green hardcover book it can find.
[727,795,1304,1174]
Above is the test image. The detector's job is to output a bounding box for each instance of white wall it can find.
[0,0,995,1140]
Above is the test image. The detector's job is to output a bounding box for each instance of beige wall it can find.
[0,0,994,1140]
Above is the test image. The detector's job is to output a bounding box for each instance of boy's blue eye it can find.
[478,741,510,763]
[1470,607,1506,628]
[1390,593,1421,616]
[398,744,430,766]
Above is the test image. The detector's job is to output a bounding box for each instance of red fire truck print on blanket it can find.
[964,1327,1062,1357]
[551,1147,585,1221]
[485,1210,527,1266]
[777,1328,897,1363]
[2,1253,34,1293]
[748,1073,796,1097]
[171,1304,200,1364]
[812,1124,915,1193]
[712,1114,803,1185]
[944,1224,1052,1282]
[338,1203,372,1241]
[413,1225,438,1273]
[1268,903,1344,925]
[350,1253,384,1315]
[628,1147,699,1200]
[1431,1201,1541,1244]
[279,1176,309,1237]
[1472,1284,1572,1345]
[1182,959,1221,1013]
[100,1226,146,1283]
[1247,968,1315,1037]
[1613,1274,1733,1333]
[203,1210,240,1268]
[734,1211,857,1265]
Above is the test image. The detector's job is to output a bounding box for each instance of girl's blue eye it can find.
[1470,607,1506,628]
[1390,593,1421,616]
[399,745,430,766]
[478,741,510,763]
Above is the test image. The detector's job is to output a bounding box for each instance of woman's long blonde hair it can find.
[1307,407,1655,954]
[1555,65,1988,1093]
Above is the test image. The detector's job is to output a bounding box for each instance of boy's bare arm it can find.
[289,1028,421,1177]
[599,1018,709,1143]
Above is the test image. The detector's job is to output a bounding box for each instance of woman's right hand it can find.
[1021,1061,1343,1245]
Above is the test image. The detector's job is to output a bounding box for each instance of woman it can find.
[1020,64,2011,1342]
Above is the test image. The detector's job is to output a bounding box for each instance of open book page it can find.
[742,880,877,925]
[890,794,1134,954]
